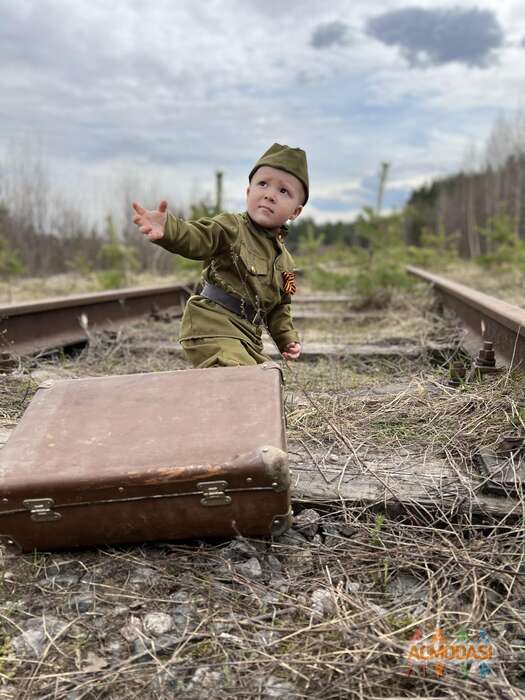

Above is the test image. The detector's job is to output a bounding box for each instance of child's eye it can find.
[280,188,290,195]
[258,180,267,187]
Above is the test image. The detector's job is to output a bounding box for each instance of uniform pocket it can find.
[239,242,268,275]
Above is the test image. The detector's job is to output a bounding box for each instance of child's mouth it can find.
[259,205,273,214]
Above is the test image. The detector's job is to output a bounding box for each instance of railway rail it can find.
[2,270,525,372]
[0,285,375,360]
[0,283,192,357]
[407,265,525,368]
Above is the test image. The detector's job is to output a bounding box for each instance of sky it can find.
[1,0,525,229]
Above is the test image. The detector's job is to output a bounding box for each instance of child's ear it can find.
[288,205,303,221]
[246,185,251,198]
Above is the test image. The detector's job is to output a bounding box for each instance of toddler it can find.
[132,143,308,368]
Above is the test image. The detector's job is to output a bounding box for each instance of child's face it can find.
[246,166,304,230]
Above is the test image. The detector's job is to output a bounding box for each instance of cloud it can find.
[1,0,522,230]
[311,21,350,49]
[366,6,504,68]
[521,36,525,47]
[314,198,355,212]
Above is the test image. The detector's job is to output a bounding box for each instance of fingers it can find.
[133,200,167,214]
[140,225,152,235]
[147,230,163,241]
[282,342,301,361]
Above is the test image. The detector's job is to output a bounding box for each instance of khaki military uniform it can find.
[155,211,299,368]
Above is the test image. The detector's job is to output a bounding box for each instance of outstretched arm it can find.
[132,202,238,260]
[132,200,168,241]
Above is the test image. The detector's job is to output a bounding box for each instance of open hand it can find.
[282,342,301,361]
[132,200,168,241]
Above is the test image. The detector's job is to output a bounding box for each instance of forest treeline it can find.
[1,111,525,283]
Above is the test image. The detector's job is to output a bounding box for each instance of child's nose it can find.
[264,189,276,201]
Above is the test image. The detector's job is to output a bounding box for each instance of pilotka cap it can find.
[249,143,309,204]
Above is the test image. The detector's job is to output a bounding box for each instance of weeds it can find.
[371,513,386,548]
[305,267,353,292]
[96,216,139,289]
[0,236,24,303]
[0,631,13,680]
[476,207,525,269]
[1,286,524,698]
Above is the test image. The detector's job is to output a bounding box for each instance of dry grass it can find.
[0,508,523,698]
[285,364,525,455]
[0,271,199,305]
[437,261,525,307]
[2,259,523,308]
[0,289,524,698]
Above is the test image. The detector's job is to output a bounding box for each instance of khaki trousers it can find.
[180,337,272,368]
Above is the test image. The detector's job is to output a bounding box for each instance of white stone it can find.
[311,588,336,620]
[263,674,298,698]
[187,666,222,691]
[294,509,320,538]
[143,612,174,637]
[235,557,263,580]
[119,615,142,641]
[12,616,68,657]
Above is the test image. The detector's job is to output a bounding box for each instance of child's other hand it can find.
[132,200,168,241]
[282,342,301,361]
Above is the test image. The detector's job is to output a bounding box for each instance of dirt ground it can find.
[0,286,524,699]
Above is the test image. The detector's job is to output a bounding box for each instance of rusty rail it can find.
[0,284,192,356]
[407,265,525,368]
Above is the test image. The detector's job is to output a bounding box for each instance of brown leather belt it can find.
[200,282,265,326]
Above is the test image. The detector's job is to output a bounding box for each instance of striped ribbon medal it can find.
[282,271,296,295]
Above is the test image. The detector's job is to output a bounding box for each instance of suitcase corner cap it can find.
[260,362,284,383]
[260,446,290,492]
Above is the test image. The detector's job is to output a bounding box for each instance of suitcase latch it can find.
[23,498,62,522]
[197,481,231,507]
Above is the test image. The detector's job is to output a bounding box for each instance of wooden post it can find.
[376,162,390,215]
[215,171,223,213]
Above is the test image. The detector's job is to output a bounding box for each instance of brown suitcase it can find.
[0,363,291,552]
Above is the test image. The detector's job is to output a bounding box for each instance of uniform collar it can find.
[243,212,287,243]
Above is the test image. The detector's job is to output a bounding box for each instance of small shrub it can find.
[0,236,25,301]
[305,268,352,292]
[353,261,413,309]
[66,253,92,277]
[349,210,416,307]
[298,223,325,257]
[476,208,525,268]
[96,269,129,290]
[408,224,459,268]
[96,215,139,289]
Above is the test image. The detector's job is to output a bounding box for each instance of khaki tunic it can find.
[155,211,299,367]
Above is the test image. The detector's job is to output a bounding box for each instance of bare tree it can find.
[2,136,51,233]
[485,109,525,170]
[460,139,480,175]
[49,193,91,239]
